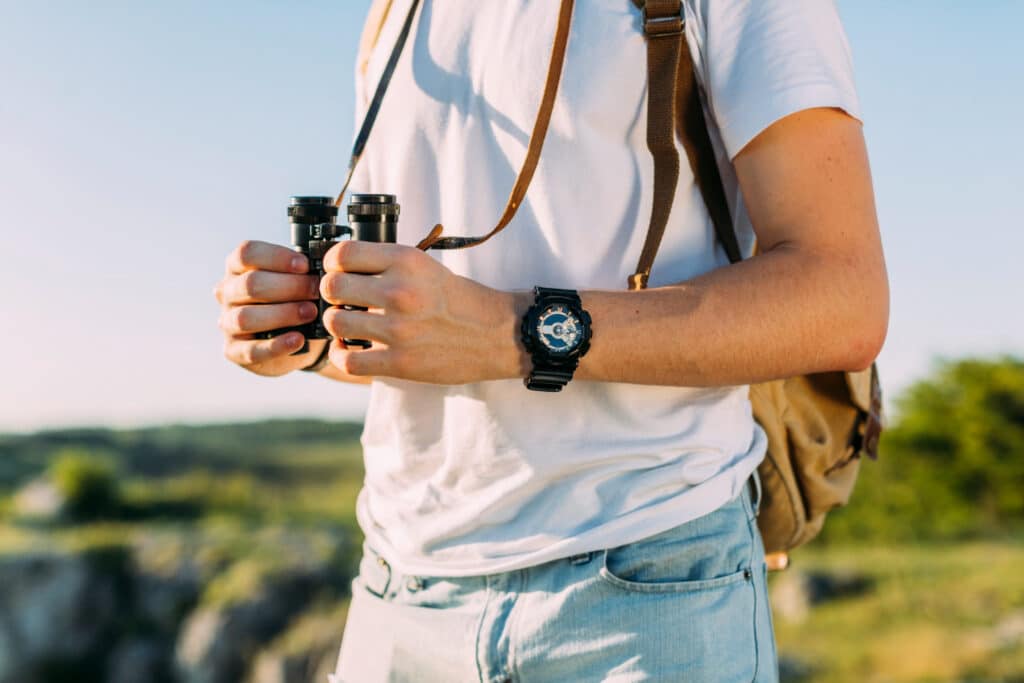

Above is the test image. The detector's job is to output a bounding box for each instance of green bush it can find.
[49,449,121,521]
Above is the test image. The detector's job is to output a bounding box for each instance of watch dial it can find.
[536,304,582,353]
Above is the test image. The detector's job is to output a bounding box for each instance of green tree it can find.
[49,449,121,521]
[822,355,1024,543]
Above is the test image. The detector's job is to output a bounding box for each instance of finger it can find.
[322,307,392,344]
[220,301,319,336]
[328,339,393,377]
[320,272,386,308]
[227,240,308,275]
[224,332,306,366]
[323,240,414,274]
[221,271,318,305]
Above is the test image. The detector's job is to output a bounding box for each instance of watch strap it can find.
[525,364,578,392]
[534,286,582,305]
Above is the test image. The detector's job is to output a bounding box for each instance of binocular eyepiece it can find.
[259,194,399,351]
[288,194,400,246]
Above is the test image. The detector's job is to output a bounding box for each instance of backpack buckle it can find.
[641,0,683,37]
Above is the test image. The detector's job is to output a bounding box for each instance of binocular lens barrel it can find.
[288,196,340,250]
[348,194,399,243]
[343,195,400,348]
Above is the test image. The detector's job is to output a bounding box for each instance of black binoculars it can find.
[258,194,399,351]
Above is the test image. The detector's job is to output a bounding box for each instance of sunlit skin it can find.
[215,108,889,387]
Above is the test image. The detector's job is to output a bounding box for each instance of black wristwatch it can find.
[520,287,593,392]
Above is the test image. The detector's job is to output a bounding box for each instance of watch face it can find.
[535,304,583,354]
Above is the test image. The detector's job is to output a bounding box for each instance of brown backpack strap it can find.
[628,0,684,291]
[629,0,742,290]
[675,37,742,265]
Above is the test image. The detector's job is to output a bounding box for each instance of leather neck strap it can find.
[629,0,742,291]
[416,0,576,251]
[335,0,421,207]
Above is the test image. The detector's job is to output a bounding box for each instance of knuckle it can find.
[241,271,262,299]
[341,351,364,376]
[232,306,251,332]
[322,308,341,335]
[217,310,232,333]
[319,274,339,302]
[395,248,423,272]
[325,241,352,271]
[322,243,338,270]
[240,345,257,366]
[237,240,258,267]
[386,317,410,344]
[383,284,414,310]
[335,239,357,265]
[220,277,239,304]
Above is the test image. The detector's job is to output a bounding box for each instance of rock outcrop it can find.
[0,527,351,683]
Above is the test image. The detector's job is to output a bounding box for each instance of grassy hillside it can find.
[0,419,366,527]
[772,541,1024,681]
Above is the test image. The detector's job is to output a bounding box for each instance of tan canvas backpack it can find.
[352,0,885,567]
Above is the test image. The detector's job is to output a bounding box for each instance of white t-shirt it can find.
[349,0,860,577]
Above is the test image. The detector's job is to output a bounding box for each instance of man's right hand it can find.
[214,240,324,377]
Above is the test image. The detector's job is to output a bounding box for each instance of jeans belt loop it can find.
[569,552,593,565]
[749,470,763,518]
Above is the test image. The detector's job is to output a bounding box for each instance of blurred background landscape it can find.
[1,356,1022,682]
[1,1,1022,681]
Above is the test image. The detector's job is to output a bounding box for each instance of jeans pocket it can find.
[599,555,753,593]
[597,493,756,594]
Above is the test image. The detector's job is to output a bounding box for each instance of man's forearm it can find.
[501,243,888,388]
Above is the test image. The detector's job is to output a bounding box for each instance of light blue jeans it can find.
[332,477,778,682]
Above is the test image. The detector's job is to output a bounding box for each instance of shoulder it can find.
[686,0,861,159]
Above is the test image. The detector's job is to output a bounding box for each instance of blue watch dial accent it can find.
[535,305,582,353]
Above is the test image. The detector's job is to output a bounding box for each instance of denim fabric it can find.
[331,479,778,682]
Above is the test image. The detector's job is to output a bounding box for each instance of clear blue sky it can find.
[1,1,1021,432]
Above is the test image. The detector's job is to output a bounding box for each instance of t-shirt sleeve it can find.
[693,0,861,159]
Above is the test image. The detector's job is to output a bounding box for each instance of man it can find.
[215,0,888,680]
